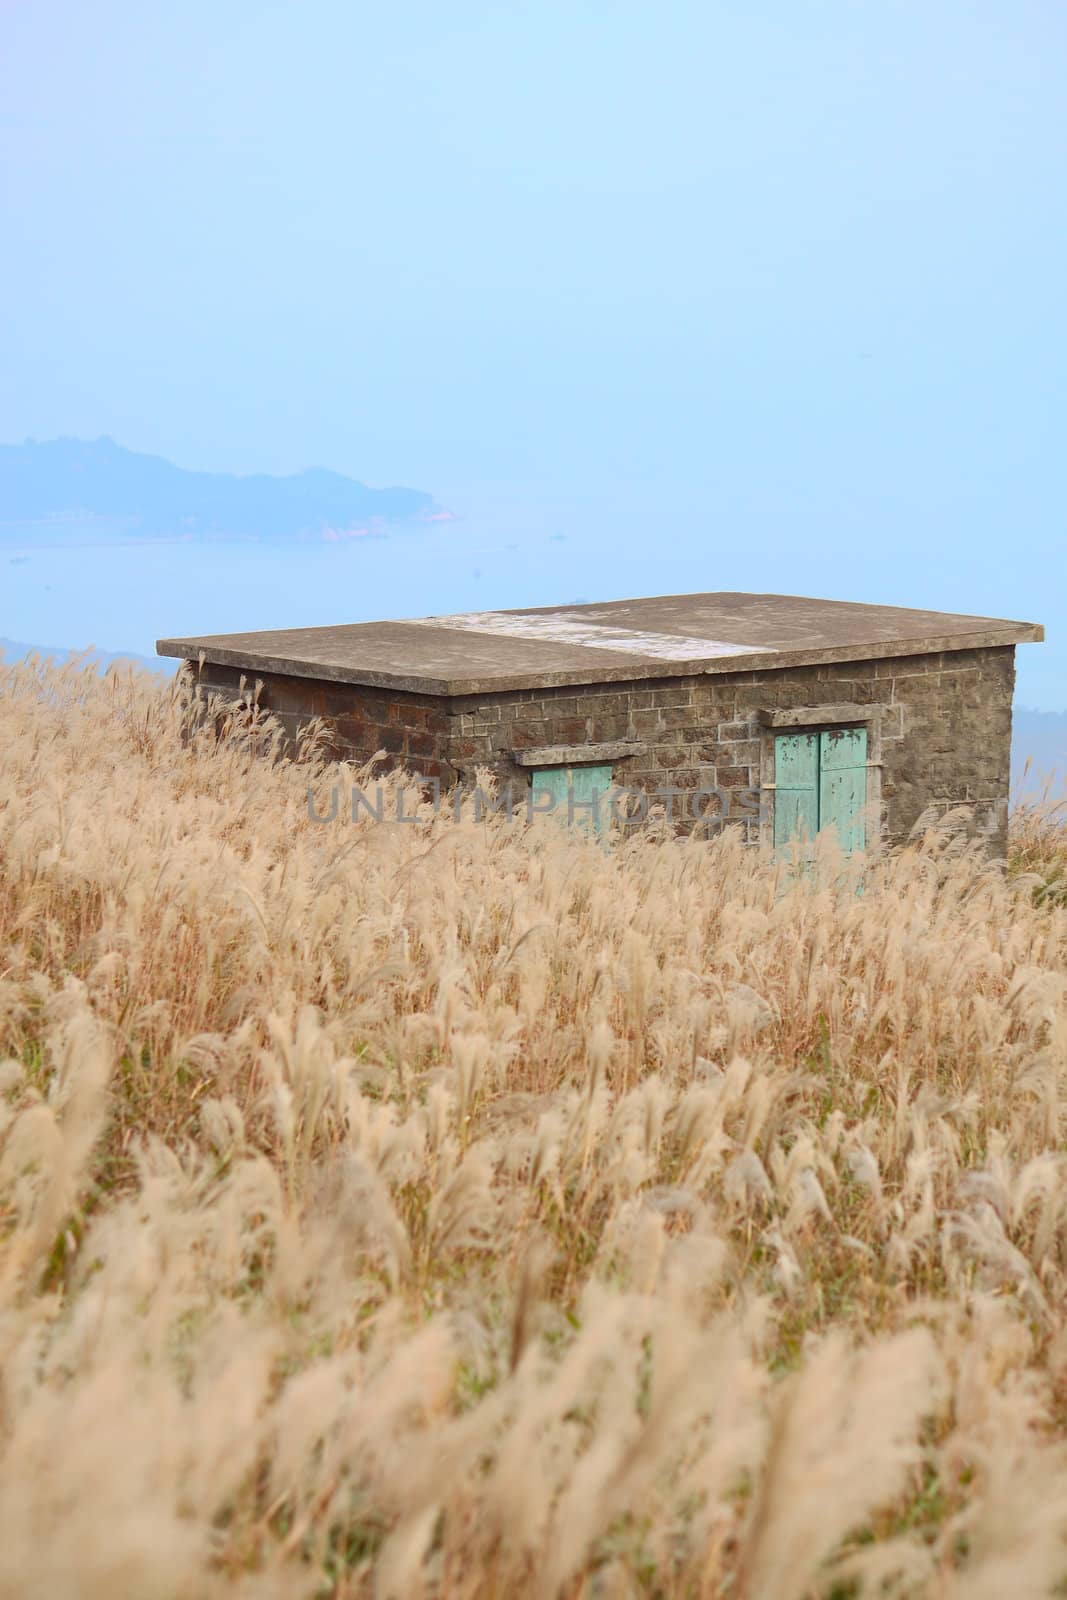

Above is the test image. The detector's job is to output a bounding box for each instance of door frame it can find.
[754,702,889,855]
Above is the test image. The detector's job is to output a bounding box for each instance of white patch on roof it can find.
[404,610,774,660]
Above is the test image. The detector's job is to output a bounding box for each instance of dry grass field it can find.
[2,654,1067,1599]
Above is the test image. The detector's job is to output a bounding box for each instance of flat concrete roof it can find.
[157,592,1043,697]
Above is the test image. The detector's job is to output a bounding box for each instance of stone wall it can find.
[185,643,1017,854]
[444,645,1016,852]
[184,662,453,780]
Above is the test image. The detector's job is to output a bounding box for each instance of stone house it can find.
[157,592,1043,856]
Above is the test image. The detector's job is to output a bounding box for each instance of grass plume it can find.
[1,654,1067,1596]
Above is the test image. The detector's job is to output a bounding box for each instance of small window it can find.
[774,727,867,855]
[530,762,613,835]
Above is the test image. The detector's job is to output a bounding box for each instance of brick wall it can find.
[185,662,453,780]
[185,644,1017,855]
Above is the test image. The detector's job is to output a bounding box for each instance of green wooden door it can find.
[818,727,867,852]
[773,732,819,852]
[774,728,867,855]
[531,763,613,835]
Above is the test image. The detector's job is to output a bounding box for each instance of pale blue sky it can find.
[1,1,1064,703]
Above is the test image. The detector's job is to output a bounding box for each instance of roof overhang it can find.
[157,591,1044,698]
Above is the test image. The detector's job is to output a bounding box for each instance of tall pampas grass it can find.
[1,655,1067,1595]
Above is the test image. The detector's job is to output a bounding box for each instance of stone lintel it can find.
[757,703,892,728]
[510,740,646,768]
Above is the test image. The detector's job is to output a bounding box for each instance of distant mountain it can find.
[1013,707,1067,802]
[0,636,178,674]
[0,436,438,539]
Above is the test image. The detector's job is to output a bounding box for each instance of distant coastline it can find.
[0,436,443,543]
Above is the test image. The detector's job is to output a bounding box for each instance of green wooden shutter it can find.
[773,733,819,855]
[773,726,868,857]
[531,763,613,835]
[819,727,867,853]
